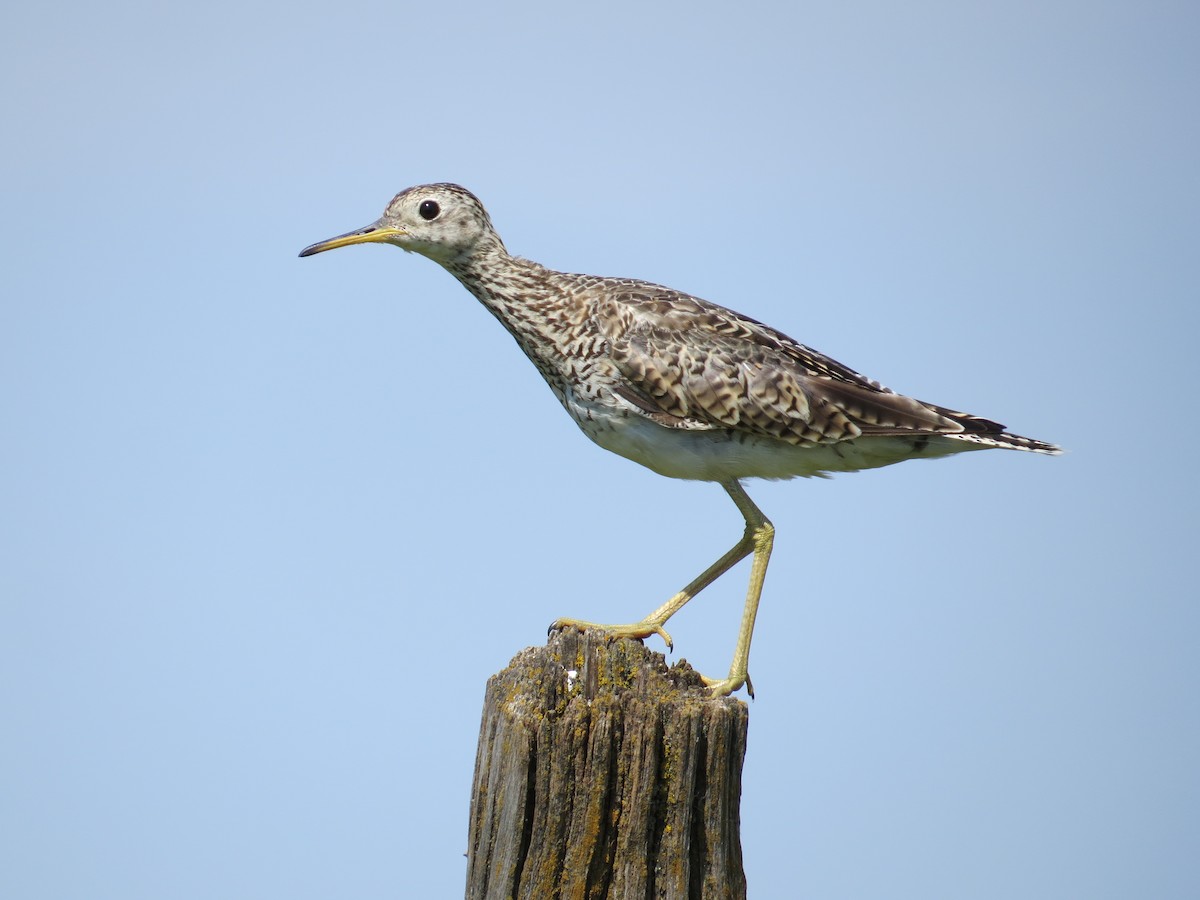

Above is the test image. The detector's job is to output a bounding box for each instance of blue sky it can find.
[3,2,1197,897]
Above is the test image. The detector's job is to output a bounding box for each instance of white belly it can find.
[565,391,980,482]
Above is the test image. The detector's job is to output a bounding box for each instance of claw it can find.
[650,624,674,652]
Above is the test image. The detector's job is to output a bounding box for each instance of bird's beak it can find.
[298,223,407,258]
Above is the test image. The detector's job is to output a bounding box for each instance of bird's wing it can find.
[595,287,1005,447]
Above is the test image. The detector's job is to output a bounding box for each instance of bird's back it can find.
[541,273,1059,472]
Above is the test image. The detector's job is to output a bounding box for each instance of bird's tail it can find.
[943,431,1062,454]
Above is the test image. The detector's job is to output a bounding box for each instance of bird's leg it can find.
[554,517,760,649]
[700,480,773,698]
[551,479,774,698]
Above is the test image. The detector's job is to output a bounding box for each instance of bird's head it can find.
[299,183,503,265]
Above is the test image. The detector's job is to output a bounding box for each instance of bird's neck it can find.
[442,249,582,377]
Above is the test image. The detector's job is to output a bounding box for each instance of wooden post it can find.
[465,628,749,900]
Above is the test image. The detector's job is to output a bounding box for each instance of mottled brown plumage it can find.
[300,182,1059,696]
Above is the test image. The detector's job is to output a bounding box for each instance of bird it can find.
[299,183,1059,697]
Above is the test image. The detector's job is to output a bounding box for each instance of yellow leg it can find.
[551,479,774,698]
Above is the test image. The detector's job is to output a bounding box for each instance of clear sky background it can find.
[3,2,1197,898]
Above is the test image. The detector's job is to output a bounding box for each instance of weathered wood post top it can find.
[466,629,749,900]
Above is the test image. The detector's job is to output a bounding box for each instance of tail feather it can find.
[943,430,1062,454]
[918,401,1061,455]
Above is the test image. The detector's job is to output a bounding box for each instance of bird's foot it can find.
[701,670,754,700]
[550,616,675,652]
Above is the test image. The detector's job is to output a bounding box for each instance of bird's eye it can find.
[419,200,440,221]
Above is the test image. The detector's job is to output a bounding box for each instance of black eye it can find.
[418,200,440,220]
